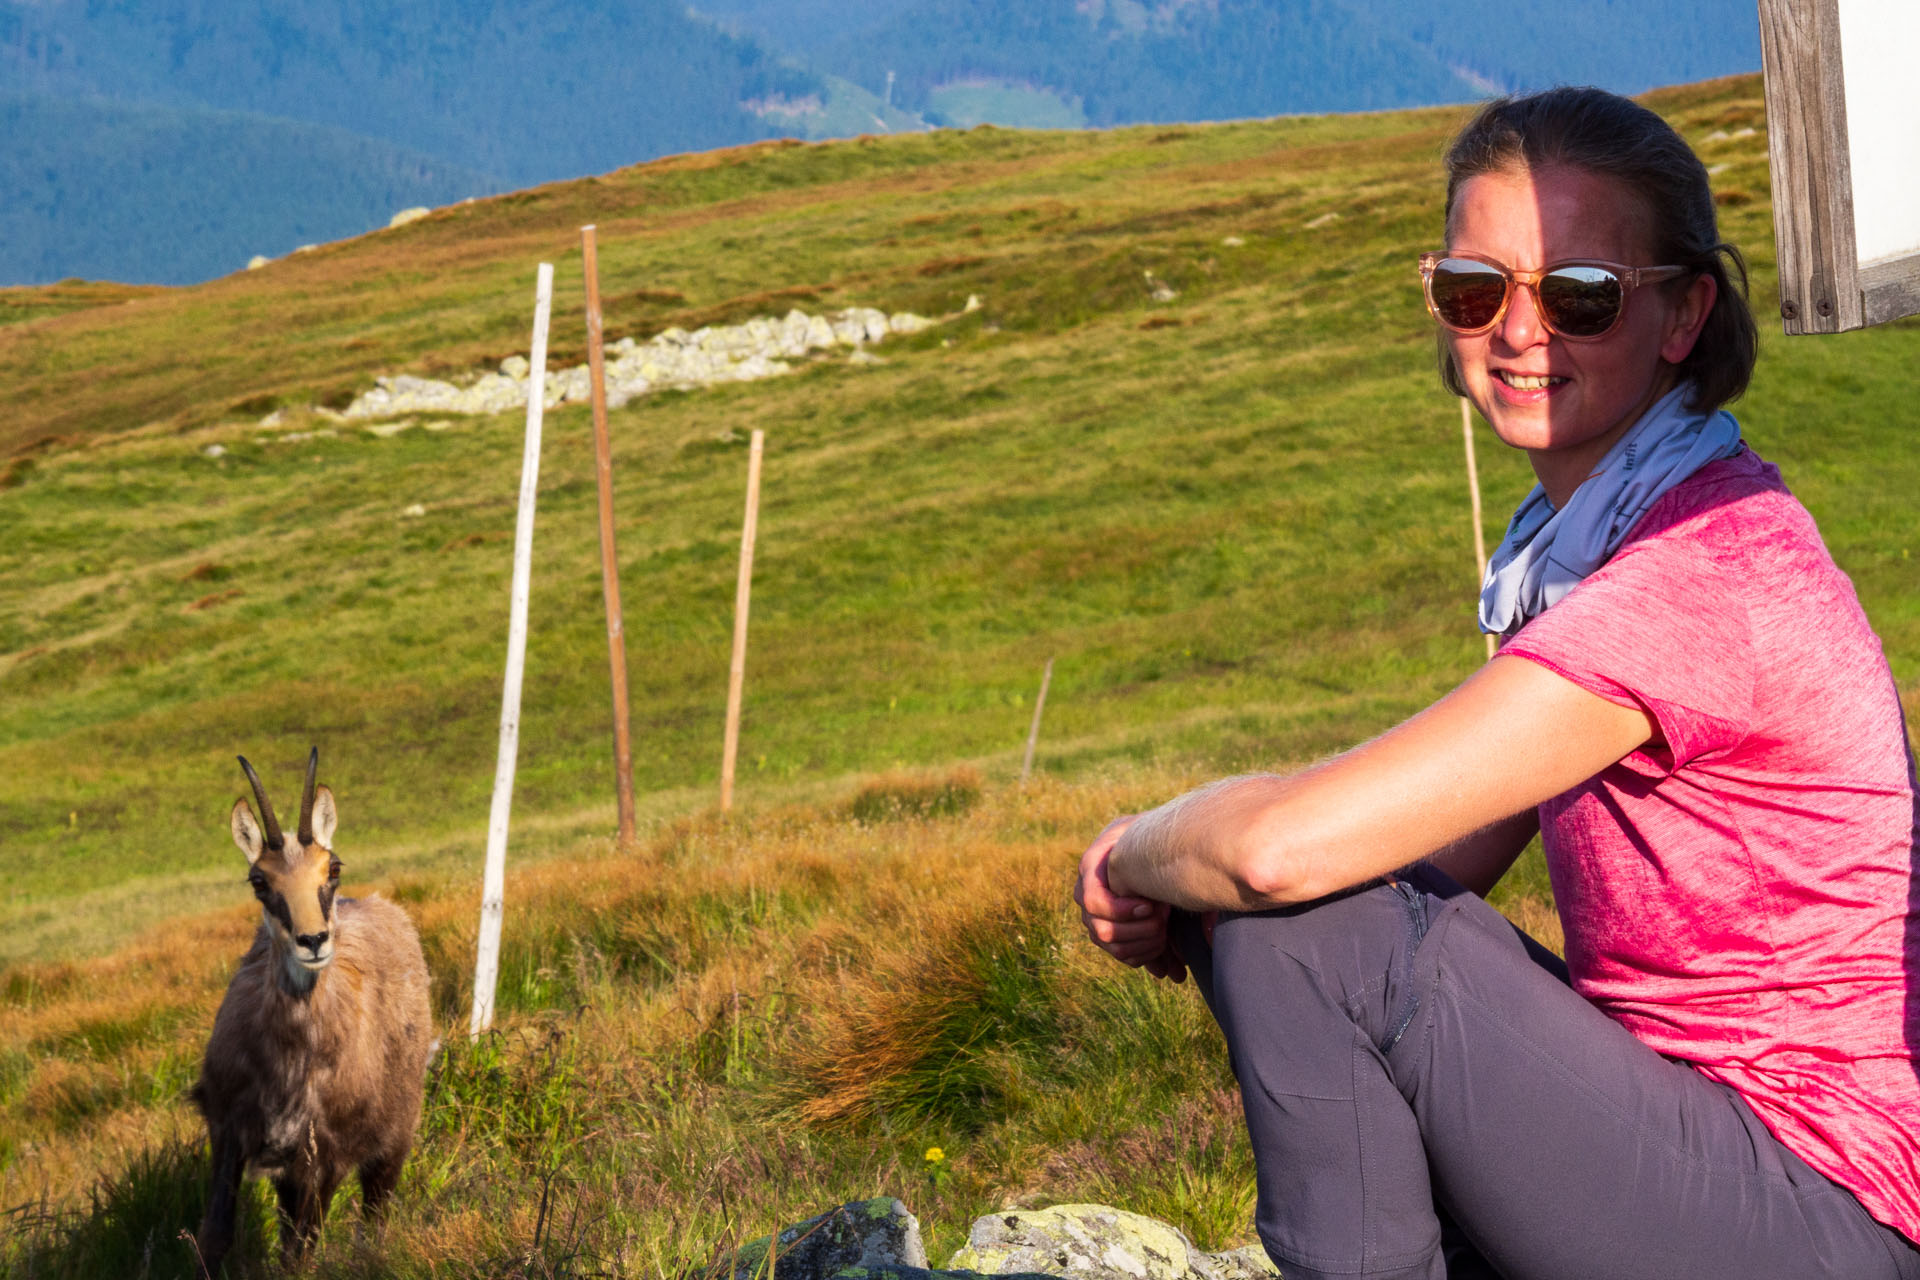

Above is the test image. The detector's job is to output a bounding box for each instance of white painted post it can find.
[1020,657,1054,785]
[470,261,554,1040]
[719,429,765,813]
[1461,398,1495,661]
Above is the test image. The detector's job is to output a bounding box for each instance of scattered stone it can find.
[1221,236,1246,247]
[421,419,454,432]
[1704,129,1730,143]
[389,206,432,228]
[259,408,288,427]
[1303,212,1340,229]
[947,1205,1276,1280]
[849,349,888,366]
[965,294,985,313]
[1707,163,1731,176]
[294,244,318,254]
[1730,126,1757,140]
[1143,270,1178,303]
[716,1198,928,1280]
[340,305,938,422]
[366,420,415,438]
[402,503,427,518]
[246,255,271,270]
[203,443,227,458]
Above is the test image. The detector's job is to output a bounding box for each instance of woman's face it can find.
[1444,164,1715,505]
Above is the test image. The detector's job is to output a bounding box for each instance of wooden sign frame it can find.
[1757,0,1920,333]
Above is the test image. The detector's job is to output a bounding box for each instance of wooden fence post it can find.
[471,262,554,1040]
[720,429,765,812]
[1461,398,1496,660]
[1020,658,1054,784]
[580,225,637,845]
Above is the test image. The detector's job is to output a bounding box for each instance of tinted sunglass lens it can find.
[1539,265,1623,336]
[1429,259,1506,330]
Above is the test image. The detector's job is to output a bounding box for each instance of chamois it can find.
[191,749,433,1278]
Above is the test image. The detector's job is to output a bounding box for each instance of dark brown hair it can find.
[1437,87,1758,413]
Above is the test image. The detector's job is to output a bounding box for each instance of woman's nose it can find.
[1499,280,1551,350]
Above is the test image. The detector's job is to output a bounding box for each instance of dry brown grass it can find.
[3,768,1570,1272]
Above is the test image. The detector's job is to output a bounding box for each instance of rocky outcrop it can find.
[705,1201,1278,1280]
[335,306,935,422]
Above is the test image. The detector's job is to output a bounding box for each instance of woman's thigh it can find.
[1198,869,1919,1280]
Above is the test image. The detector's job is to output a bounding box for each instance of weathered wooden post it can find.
[720,429,765,812]
[1020,658,1054,784]
[1460,399,1495,660]
[580,225,637,845]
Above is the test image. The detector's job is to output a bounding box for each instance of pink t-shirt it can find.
[1501,448,1920,1243]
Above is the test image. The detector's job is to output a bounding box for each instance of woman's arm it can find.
[1102,655,1652,911]
[1426,809,1540,899]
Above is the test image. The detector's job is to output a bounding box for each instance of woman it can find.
[1076,88,1920,1280]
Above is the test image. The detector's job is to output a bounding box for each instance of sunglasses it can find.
[1418,251,1690,341]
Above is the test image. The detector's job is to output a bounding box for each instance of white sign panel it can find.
[1838,0,1920,269]
[1758,0,1920,333]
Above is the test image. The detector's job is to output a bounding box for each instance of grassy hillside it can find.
[3,72,1919,1275]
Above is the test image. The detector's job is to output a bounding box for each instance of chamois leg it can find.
[274,1168,340,1265]
[357,1143,409,1221]
[195,1132,246,1280]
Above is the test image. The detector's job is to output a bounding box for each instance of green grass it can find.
[5,77,1914,967]
[1,71,1917,1276]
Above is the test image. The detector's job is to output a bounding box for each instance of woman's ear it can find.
[1660,272,1718,364]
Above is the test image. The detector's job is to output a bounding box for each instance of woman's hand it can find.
[1074,816,1188,982]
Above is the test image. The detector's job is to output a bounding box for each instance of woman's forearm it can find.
[1106,773,1301,910]
[1102,656,1656,912]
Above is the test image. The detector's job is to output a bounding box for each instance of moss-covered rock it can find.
[946,1204,1278,1280]
[720,1197,927,1279]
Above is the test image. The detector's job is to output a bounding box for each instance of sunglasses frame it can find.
[1418,251,1691,342]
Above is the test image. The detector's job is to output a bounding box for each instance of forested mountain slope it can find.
[0,93,495,284]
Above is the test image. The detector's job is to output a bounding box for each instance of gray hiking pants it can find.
[1169,866,1920,1280]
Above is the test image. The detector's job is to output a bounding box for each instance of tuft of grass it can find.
[782,890,1065,1130]
[847,767,983,824]
[2,1139,264,1280]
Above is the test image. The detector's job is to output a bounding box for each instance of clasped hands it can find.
[1073,815,1213,984]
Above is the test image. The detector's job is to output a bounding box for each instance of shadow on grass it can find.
[2,1138,256,1280]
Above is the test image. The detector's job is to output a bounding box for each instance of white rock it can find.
[203,444,227,458]
[1304,211,1340,229]
[246,256,271,270]
[402,503,427,517]
[1222,235,1246,247]
[965,293,984,312]
[889,312,932,334]
[500,355,531,379]
[389,207,432,229]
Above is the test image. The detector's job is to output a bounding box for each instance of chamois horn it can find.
[297,747,319,846]
[237,755,286,851]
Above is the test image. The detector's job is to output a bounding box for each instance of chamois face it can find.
[231,784,341,976]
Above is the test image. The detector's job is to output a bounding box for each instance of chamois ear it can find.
[310,785,337,849]
[231,799,265,865]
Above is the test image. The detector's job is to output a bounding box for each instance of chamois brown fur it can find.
[191,752,433,1278]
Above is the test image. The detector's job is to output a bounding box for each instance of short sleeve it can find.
[1499,523,1754,770]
